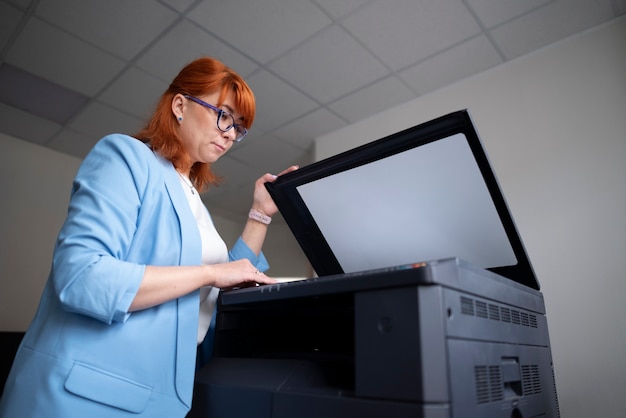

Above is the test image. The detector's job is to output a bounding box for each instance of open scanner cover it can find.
[266,110,539,290]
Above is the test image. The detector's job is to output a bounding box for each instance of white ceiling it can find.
[1,0,624,221]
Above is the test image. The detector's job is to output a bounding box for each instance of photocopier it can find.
[188,110,560,418]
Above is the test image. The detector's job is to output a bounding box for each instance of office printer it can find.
[189,110,560,418]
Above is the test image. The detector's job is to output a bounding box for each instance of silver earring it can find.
[178,116,183,121]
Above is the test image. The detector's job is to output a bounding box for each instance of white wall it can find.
[0,134,82,331]
[316,17,626,418]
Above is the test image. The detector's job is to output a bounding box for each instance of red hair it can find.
[135,57,255,191]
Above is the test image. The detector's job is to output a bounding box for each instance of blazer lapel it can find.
[156,155,201,408]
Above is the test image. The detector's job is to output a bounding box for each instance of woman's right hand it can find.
[206,259,276,290]
[131,261,276,312]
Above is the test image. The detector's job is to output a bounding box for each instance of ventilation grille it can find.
[475,365,503,404]
[522,365,542,395]
[552,364,561,417]
[475,363,543,404]
[461,296,538,328]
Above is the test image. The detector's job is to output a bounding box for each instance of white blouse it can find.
[177,174,228,344]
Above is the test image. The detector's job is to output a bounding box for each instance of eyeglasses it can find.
[183,95,248,142]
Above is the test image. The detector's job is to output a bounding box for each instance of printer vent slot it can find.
[475,365,503,404]
[552,365,561,417]
[488,303,500,320]
[460,296,474,315]
[475,301,488,318]
[460,296,538,329]
[521,365,542,396]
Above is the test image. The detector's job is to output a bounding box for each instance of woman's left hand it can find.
[251,165,299,217]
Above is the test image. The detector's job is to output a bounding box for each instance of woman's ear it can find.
[172,94,185,122]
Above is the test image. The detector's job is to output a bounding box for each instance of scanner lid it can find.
[266,110,539,290]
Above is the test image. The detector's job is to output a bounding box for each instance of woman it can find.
[0,57,296,417]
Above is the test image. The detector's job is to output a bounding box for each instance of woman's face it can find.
[174,91,241,166]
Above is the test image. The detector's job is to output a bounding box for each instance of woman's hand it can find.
[206,259,276,290]
[130,261,276,311]
[251,165,299,217]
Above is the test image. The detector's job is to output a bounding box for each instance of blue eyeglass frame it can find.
[183,95,248,142]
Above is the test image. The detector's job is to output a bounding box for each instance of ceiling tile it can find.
[135,19,258,83]
[328,75,416,123]
[399,35,502,95]
[34,0,178,60]
[0,103,61,145]
[46,128,100,159]
[98,67,167,120]
[157,0,196,13]
[69,101,144,140]
[3,0,32,9]
[0,63,89,124]
[491,0,616,59]
[466,0,550,28]
[269,25,389,103]
[314,0,374,19]
[0,2,23,52]
[273,107,347,148]
[615,0,626,14]
[5,17,126,96]
[187,0,332,64]
[245,70,318,133]
[342,0,482,70]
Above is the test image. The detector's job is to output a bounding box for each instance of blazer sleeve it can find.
[228,237,270,272]
[51,135,150,324]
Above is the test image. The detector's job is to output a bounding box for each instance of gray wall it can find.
[315,17,626,418]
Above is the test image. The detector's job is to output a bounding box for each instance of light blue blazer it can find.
[0,134,268,418]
